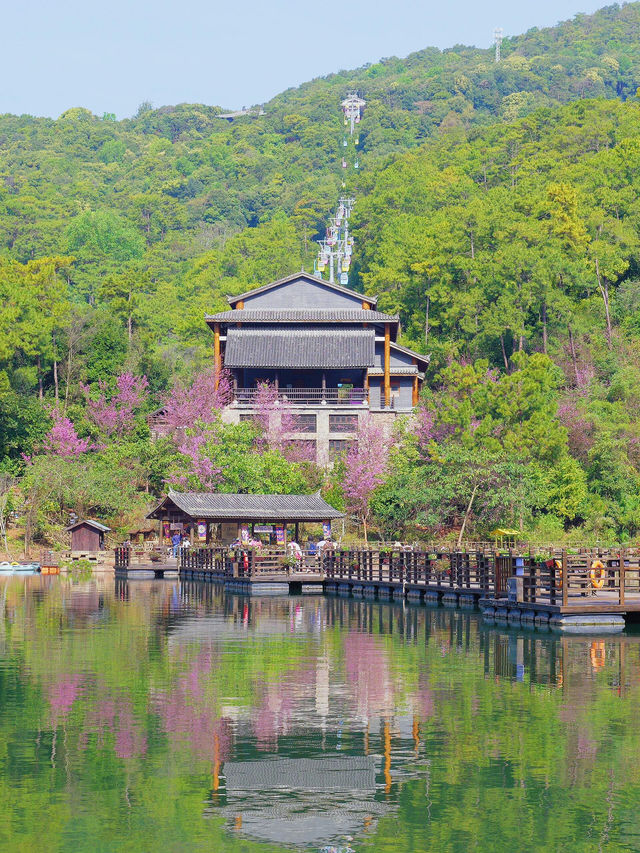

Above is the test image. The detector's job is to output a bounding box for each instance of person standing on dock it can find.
[171,531,181,558]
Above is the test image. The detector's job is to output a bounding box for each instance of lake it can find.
[0,576,639,852]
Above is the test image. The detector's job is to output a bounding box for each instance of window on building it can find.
[329,439,353,460]
[292,414,316,433]
[329,414,358,433]
[239,413,255,423]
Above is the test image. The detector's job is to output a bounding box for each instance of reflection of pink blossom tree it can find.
[47,673,83,724]
[114,707,148,760]
[344,633,393,718]
[85,372,148,437]
[154,651,232,764]
[342,415,390,544]
[43,410,91,457]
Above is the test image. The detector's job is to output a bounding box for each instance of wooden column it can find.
[364,369,369,405]
[214,323,221,389]
[384,324,391,408]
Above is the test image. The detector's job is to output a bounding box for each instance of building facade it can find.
[206,272,429,464]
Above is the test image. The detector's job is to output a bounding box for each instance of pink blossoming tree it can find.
[43,408,91,457]
[163,370,231,489]
[252,381,316,464]
[85,372,148,437]
[342,415,390,544]
[164,369,231,431]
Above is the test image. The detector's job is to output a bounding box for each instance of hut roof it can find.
[66,519,111,533]
[147,492,344,522]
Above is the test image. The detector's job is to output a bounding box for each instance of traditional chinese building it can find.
[206,272,429,464]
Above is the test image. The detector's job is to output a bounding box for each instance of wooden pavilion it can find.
[147,490,343,546]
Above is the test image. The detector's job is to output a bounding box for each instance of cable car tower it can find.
[315,94,365,285]
[314,197,355,284]
[341,92,366,136]
[494,28,503,63]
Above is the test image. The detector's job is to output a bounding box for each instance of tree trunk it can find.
[568,325,579,383]
[37,355,43,400]
[541,301,548,354]
[500,335,509,372]
[425,294,430,347]
[457,483,478,549]
[64,344,73,412]
[362,516,368,547]
[595,257,612,350]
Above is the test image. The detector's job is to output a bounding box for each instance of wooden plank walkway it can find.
[113,545,640,628]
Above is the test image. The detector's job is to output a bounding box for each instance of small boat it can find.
[0,562,41,575]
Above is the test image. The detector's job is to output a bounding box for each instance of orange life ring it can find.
[243,551,249,571]
[553,559,562,583]
[590,560,606,589]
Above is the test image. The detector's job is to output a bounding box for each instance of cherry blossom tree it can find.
[163,369,231,431]
[252,381,316,464]
[43,408,91,457]
[85,372,148,436]
[342,415,390,544]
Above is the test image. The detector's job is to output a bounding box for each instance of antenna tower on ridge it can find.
[494,28,503,63]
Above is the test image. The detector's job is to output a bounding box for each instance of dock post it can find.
[561,550,568,608]
[619,548,625,606]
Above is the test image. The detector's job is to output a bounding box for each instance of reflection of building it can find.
[215,756,387,846]
[207,272,429,464]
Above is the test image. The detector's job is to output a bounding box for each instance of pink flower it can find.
[43,409,91,457]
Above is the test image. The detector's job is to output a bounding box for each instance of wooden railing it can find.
[518,551,640,607]
[234,387,368,406]
[324,550,494,591]
[179,546,319,577]
[178,546,640,608]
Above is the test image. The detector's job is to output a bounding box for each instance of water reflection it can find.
[0,577,639,852]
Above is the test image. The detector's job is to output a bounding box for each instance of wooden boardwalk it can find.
[110,545,640,630]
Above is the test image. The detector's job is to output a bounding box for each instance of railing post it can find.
[620,548,625,606]
[562,550,568,608]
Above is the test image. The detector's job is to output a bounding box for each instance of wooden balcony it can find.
[233,387,369,406]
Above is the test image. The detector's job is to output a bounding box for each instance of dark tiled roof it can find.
[147,492,344,521]
[224,327,375,369]
[226,271,378,307]
[205,309,397,323]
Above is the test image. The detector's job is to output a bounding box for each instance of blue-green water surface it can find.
[0,576,639,852]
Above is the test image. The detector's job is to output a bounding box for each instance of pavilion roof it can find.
[147,492,344,522]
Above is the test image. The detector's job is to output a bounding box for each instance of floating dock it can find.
[117,546,640,632]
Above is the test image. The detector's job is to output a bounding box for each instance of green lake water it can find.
[1,576,639,852]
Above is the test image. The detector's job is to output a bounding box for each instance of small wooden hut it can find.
[66,519,110,552]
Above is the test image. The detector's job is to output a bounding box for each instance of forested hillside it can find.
[3,3,640,547]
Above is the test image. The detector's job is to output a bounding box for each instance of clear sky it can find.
[2,0,608,119]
